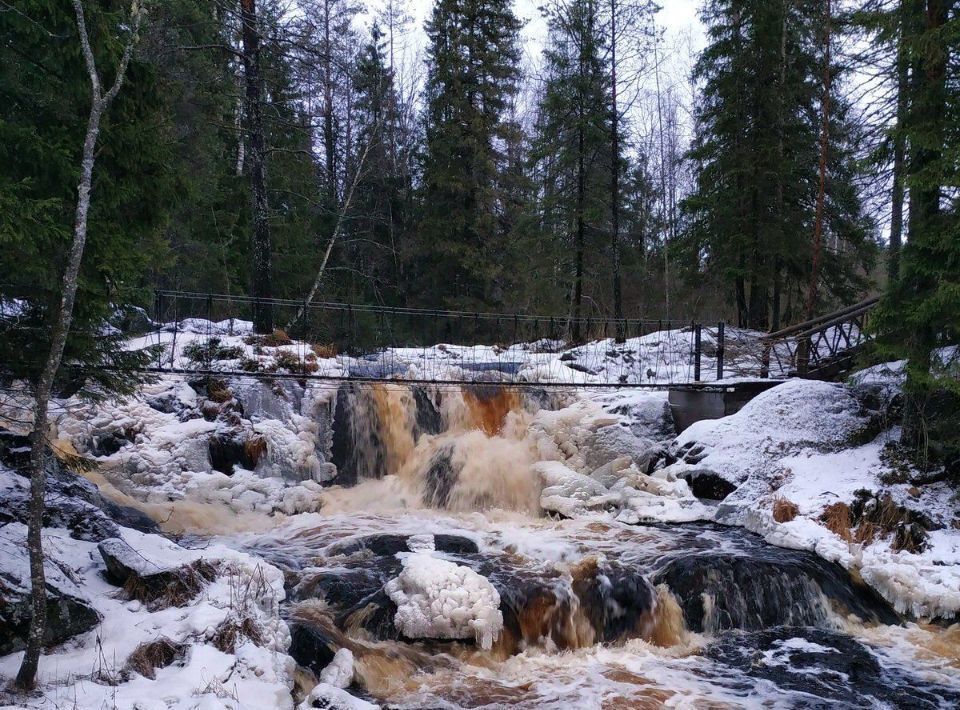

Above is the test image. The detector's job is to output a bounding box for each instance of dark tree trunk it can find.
[888,0,910,283]
[610,0,623,341]
[240,0,273,334]
[805,0,831,321]
[323,0,336,204]
[901,0,948,453]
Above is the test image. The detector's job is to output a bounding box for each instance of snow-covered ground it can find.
[1,320,958,708]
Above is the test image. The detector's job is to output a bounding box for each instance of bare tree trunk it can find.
[888,0,909,283]
[610,0,624,342]
[653,22,670,321]
[323,0,336,204]
[14,0,142,690]
[572,12,587,344]
[240,0,273,333]
[288,141,373,330]
[805,0,831,321]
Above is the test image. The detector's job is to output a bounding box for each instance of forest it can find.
[1,1,959,703]
[1,0,958,438]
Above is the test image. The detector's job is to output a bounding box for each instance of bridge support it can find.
[668,381,784,433]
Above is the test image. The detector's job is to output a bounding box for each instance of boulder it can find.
[0,525,100,655]
[98,537,215,609]
[705,627,960,708]
[669,463,737,500]
[652,549,899,633]
[0,452,157,541]
[583,423,657,472]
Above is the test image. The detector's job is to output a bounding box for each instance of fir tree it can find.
[532,0,613,336]
[873,0,959,464]
[681,0,876,330]
[415,0,523,308]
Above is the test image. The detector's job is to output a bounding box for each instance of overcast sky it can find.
[391,0,706,78]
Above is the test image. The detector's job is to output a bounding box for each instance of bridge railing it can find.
[759,296,879,378]
[148,291,731,387]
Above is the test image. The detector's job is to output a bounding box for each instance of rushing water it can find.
[197,382,960,708]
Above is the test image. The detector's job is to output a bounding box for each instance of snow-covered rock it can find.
[673,379,869,487]
[0,524,101,655]
[385,552,503,650]
[319,648,354,689]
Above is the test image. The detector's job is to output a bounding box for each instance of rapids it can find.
[180,382,960,708]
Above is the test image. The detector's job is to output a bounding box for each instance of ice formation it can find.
[385,550,503,650]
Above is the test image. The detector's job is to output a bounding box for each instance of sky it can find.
[394,0,706,78]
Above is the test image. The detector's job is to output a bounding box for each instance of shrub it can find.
[183,338,244,366]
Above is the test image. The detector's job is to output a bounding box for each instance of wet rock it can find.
[0,429,31,471]
[571,559,656,642]
[330,385,386,486]
[674,464,736,500]
[412,386,442,437]
[0,527,101,655]
[421,447,458,508]
[326,533,479,559]
[144,392,180,414]
[208,431,264,475]
[652,550,900,633]
[705,627,960,709]
[288,622,337,676]
[0,449,156,540]
[89,427,139,457]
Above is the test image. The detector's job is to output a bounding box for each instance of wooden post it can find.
[694,323,702,381]
[716,321,725,381]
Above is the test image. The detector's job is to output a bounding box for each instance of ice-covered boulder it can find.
[385,552,503,650]
[582,422,657,472]
[298,683,379,710]
[319,647,354,688]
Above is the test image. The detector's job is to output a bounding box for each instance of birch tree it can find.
[14,0,144,690]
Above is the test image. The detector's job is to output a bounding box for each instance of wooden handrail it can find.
[761,296,879,342]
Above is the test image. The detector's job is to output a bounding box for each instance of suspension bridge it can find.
[140,291,878,390]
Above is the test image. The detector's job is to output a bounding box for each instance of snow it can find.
[675,379,869,486]
[0,524,295,710]
[4,317,960,707]
[319,648,355,689]
[385,548,503,650]
[297,683,379,710]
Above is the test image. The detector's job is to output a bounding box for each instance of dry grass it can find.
[122,560,217,610]
[125,637,187,679]
[772,496,799,523]
[820,502,854,542]
[246,329,293,347]
[311,342,337,359]
[271,350,319,375]
[211,616,264,654]
[854,520,878,545]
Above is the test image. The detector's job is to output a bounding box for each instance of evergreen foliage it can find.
[680,0,877,330]
[415,0,523,308]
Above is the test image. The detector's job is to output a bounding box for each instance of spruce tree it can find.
[416,0,523,308]
[346,24,409,304]
[532,0,612,337]
[681,0,875,330]
[873,0,958,464]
